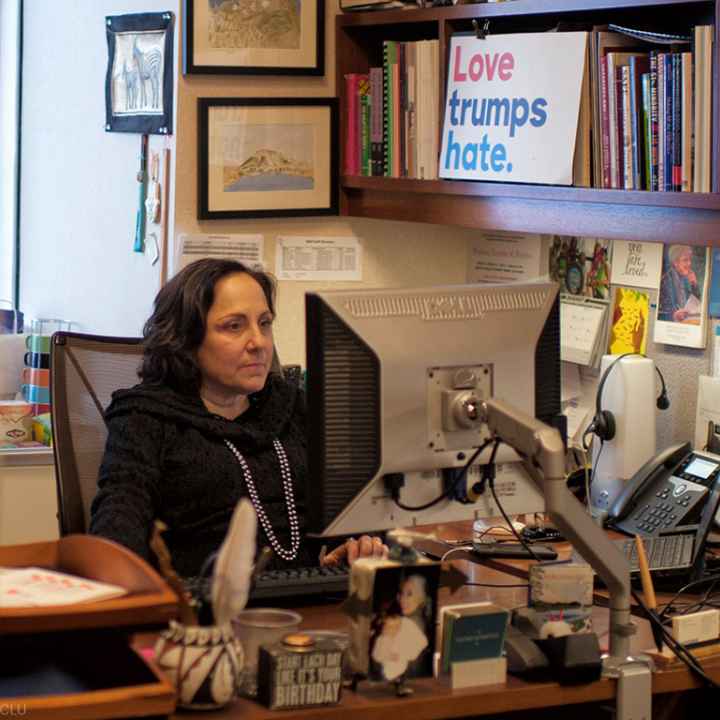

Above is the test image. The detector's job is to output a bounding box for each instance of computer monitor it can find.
[305,280,562,537]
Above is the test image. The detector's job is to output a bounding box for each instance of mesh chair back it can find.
[51,332,143,535]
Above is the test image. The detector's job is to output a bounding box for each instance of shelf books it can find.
[343,39,440,180]
[343,21,714,191]
[590,24,712,192]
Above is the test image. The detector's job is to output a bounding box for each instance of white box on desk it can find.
[450,656,507,690]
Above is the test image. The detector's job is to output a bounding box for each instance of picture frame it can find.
[198,98,338,220]
[105,12,174,135]
[183,0,324,76]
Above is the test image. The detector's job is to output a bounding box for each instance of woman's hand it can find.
[320,535,388,567]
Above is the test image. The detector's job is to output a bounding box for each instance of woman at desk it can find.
[90,258,384,578]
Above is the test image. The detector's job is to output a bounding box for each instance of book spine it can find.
[359,76,371,176]
[649,51,659,191]
[607,55,619,188]
[344,74,360,176]
[621,65,633,189]
[672,53,682,191]
[615,65,625,189]
[681,52,693,192]
[399,42,407,177]
[663,53,673,191]
[599,55,612,189]
[641,73,652,190]
[657,53,665,191]
[383,41,394,177]
[369,67,384,177]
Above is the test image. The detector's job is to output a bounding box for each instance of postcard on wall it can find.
[175,233,264,272]
[608,287,650,355]
[653,244,710,348]
[610,241,663,289]
[276,236,362,281]
[549,237,612,300]
[467,231,542,284]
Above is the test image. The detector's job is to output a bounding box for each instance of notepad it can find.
[0,567,128,607]
[560,298,608,366]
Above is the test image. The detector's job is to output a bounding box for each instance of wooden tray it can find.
[0,632,175,720]
[0,535,178,634]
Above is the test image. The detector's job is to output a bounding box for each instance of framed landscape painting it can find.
[198,98,338,219]
[183,0,324,75]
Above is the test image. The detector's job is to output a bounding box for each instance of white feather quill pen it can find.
[211,498,257,627]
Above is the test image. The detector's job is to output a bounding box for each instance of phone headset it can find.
[584,353,669,448]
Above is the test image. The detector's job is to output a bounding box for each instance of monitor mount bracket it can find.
[480,398,652,720]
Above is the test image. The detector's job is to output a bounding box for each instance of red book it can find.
[599,56,612,189]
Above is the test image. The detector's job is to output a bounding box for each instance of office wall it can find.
[19,0,179,336]
[173,2,476,364]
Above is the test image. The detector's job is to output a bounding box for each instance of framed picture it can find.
[183,0,324,76]
[198,98,338,220]
[105,12,174,134]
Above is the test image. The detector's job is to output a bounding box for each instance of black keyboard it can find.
[615,534,695,573]
[184,565,349,605]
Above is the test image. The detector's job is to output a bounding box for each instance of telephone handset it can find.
[607,442,720,537]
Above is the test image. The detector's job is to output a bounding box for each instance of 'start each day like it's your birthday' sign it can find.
[439,32,589,186]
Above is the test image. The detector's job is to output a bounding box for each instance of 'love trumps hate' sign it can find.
[439,32,588,185]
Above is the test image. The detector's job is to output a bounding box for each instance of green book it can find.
[440,603,509,674]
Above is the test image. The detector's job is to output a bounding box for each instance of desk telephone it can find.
[607,441,720,540]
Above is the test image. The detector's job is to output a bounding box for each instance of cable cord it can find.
[391,438,493,512]
[485,439,542,563]
[632,589,720,690]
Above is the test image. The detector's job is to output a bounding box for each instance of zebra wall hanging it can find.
[105,12,174,134]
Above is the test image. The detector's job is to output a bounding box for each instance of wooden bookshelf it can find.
[336,0,720,244]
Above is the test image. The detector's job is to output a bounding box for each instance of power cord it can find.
[485,439,542,563]
[632,589,720,690]
[389,438,493,512]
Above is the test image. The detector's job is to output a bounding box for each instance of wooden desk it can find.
[175,526,720,720]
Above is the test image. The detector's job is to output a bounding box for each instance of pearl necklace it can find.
[224,439,300,562]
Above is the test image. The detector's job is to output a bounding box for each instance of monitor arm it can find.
[480,398,636,669]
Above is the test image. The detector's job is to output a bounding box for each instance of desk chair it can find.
[50,332,143,536]
[51,332,290,536]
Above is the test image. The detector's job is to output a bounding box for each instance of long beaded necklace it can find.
[224,438,300,562]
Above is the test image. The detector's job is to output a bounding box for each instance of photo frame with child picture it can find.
[367,564,440,683]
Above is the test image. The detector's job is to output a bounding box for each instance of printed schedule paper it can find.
[560,298,607,366]
[276,236,362,281]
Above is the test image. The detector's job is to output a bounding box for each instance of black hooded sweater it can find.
[89,373,315,578]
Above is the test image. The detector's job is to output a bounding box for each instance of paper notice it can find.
[276,236,362,281]
[176,234,264,271]
[468,231,542,284]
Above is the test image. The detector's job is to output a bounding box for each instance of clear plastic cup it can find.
[232,608,302,697]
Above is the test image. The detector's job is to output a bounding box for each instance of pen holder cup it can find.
[154,620,243,710]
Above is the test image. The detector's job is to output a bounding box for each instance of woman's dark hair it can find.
[140,258,276,392]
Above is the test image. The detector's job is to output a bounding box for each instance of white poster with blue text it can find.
[439,32,588,185]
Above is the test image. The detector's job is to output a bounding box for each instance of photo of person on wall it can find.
[658,244,706,324]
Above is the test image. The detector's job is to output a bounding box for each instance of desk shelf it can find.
[341,176,720,244]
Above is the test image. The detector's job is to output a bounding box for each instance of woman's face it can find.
[196,272,274,398]
[398,578,425,616]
